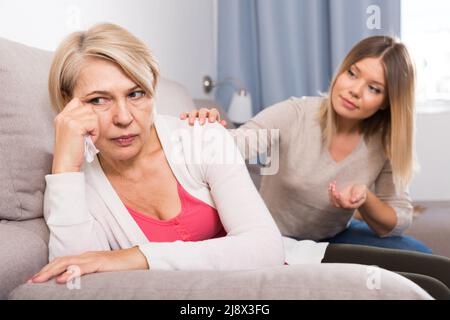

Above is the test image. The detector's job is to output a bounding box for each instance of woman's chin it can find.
[333,104,362,120]
[108,146,141,161]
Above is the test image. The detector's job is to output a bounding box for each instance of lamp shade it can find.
[227,90,253,124]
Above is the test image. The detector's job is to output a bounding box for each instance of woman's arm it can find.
[137,122,285,270]
[329,160,413,237]
[29,172,136,284]
[28,246,148,284]
[358,190,398,236]
[368,160,413,237]
[181,99,302,165]
[44,172,111,260]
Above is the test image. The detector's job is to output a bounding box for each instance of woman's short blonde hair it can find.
[318,36,416,192]
[48,22,160,113]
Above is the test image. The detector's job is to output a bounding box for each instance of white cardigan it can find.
[44,114,293,270]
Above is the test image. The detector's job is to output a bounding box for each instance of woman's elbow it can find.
[378,210,413,238]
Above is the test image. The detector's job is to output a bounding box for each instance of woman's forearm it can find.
[358,190,398,236]
[104,246,149,271]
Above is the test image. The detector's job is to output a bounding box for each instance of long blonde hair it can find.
[318,36,416,191]
[48,22,160,113]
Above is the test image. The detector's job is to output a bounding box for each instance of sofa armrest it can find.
[0,219,48,299]
[9,263,431,300]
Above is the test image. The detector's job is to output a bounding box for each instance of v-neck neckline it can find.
[325,135,364,165]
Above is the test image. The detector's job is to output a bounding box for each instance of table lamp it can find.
[203,75,253,125]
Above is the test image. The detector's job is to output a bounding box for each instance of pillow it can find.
[154,78,196,116]
[0,37,55,221]
[0,37,198,221]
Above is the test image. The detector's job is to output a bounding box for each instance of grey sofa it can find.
[0,37,440,300]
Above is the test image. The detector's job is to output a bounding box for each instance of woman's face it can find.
[331,57,387,122]
[72,57,153,162]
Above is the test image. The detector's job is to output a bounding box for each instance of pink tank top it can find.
[125,180,227,242]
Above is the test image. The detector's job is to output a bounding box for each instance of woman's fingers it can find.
[180,108,225,127]
[331,182,340,208]
[328,183,333,203]
[351,186,366,203]
[29,260,71,283]
[334,186,355,209]
[334,192,348,208]
[328,182,336,207]
[208,108,221,123]
[55,265,83,284]
[328,182,341,208]
[55,262,99,284]
[188,109,199,125]
[331,182,355,209]
[62,97,84,113]
[333,192,342,208]
[28,255,90,284]
[198,108,210,125]
[329,182,367,209]
[351,195,362,204]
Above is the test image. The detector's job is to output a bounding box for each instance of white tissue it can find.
[84,135,99,163]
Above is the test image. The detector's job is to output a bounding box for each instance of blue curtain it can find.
[216,0,400,115]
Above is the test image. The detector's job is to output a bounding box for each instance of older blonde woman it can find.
[27,23,286,284]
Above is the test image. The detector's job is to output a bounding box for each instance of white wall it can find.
[0,0,216,99]
[410,111,450,201]
[1,1,447,201]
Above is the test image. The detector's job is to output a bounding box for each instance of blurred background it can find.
[0,0,449,202]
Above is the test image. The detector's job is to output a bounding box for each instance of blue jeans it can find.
[324,219,432,254]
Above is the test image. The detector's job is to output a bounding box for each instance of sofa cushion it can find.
[0,37,197,221]
[0,37,55,221]
[8,264,431,300]
[0,220,49,299]
[0,217,49,245]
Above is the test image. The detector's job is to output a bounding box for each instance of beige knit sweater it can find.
[231,96,413,241]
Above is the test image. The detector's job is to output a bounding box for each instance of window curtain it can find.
[216,0,401,114]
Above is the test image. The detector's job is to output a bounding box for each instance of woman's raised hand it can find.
[328,181,367,210]
[52,97,100,174]
[180,107,227,127]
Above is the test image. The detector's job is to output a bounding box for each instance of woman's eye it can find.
[89,97,109,105]
[369,86,381,94]
[129,91,145,99]
[347,69,356,78]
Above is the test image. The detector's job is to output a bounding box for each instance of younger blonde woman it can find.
[183,36,450,299]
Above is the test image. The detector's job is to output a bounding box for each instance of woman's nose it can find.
[349,81,364,99]
[112,101,133,126]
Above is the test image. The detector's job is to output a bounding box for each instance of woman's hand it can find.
[27,247,148,284]
[180,108,227,127]
[52,97,100,174]
[328,181,367,210]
